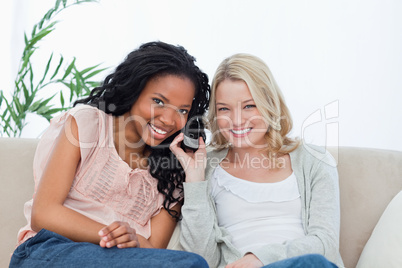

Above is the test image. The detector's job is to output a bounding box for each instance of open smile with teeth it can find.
[149,123,167,135]
[231,128,251,135]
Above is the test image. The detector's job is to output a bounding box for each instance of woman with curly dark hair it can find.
[10,41,210,267]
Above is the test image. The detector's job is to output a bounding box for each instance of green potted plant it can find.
[0,0,107,137]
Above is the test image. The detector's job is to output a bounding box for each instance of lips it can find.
[149,123,167,135]
[230,128,251,135]
[148,123,174,141]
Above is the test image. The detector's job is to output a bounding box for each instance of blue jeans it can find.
[10,229,208,268]
[263,254,338,268]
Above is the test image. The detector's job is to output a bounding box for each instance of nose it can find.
[158,107,177,127]
[232,106,245,127]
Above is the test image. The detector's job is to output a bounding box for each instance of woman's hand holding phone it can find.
[170,133,206,183]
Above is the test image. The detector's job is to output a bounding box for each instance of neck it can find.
[227,146,267,163]
[226,146,286,170]
[113,114,147,159]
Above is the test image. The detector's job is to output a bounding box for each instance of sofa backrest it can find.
[0,138,38,267]
[328,146,402,268]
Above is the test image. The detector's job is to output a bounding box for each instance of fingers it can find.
[169,133,191,166]
[98,221,140,248]
[169,133,185,156]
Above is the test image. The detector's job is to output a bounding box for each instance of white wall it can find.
[1,0,401,151]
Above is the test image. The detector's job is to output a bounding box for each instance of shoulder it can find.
[206,147,228,167]
[58,105,109,148]
[68,105,105,122]
[205,147,228,180]
[206,147,228,159]
[290,143,337,169]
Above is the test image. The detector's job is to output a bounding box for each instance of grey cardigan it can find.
[180,144,344,268]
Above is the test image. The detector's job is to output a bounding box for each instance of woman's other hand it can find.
[226,254,264,268]
[98,221,140,248]
[169,133,206,183]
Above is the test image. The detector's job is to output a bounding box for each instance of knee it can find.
[180,252,208,268]
[302,254,335,267]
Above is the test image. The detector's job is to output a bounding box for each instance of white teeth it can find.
[231,128,251,135]
[150,124,167,135]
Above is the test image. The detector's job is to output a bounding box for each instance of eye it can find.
[153,98,164,106]
[217,107,228,111]
[244,104,256,109]
[178,109,189,115]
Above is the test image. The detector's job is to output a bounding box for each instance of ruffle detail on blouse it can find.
[213,165,300,203]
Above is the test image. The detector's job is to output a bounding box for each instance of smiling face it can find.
[126,74,195,147]
[215,79,269,149]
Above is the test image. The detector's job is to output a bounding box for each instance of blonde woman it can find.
[170,54,343,268]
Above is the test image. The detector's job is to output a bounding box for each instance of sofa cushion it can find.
[356,191,402,268]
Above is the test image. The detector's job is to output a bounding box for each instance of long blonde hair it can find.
[207,53,299,156]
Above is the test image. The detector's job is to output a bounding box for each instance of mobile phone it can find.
[181,116,206,151]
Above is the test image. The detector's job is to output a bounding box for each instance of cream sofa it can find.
[1,137,402,268]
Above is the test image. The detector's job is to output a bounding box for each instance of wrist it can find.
[185,172,205,183]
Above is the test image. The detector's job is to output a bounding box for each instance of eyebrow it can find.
[216,99,254,106]
[154,93,192,108]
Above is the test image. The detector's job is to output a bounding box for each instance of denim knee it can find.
[180,251,208,268]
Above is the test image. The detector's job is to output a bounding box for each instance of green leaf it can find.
[28,94,56,113]
[74,66,84,94]
[29,100,42,112]
[83,67,107,80]
[39,53,53,85]
[79,64,101,76]
[31,24,38,37]
[59,81,71,89]
[55,0,62,10]
[16,68,29,84]
[27,28,53,51]
[0,91,3,106]
[41,94,57,107]
[2,108,9,119]
[62,0,67,8]
[44,8,55,20]
[86,81,100,88]
[60,91,65,107]
[36,105,51,115]
[29,63,34,92]
[24,33,29,46]
[50,56,64,80]
[45,108,65,114]
[1,114,13,137]
[21,82,31,107]
[38,18,45,30]
[62,58,76,79]
[7,104,18,124]
[13,96,24,114]
[42,114,52,121]
[69,81,77,102]
[19,49,35,74]
[45,20,59,30]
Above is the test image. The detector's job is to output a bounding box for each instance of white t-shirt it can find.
[210,165,306,255]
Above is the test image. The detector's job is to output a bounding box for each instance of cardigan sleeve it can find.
[180,148,242,268]
[180,181,241,268]
[250,148,344,267]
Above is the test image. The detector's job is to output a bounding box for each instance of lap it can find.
[10,229,207,268]
[263,254,338,268]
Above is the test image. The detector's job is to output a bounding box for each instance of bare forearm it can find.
[31,203,105,244]
[137,235,154,248]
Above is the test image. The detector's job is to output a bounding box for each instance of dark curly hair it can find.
[74,41,210,220]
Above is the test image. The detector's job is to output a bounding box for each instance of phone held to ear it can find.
[181,116,206,151]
